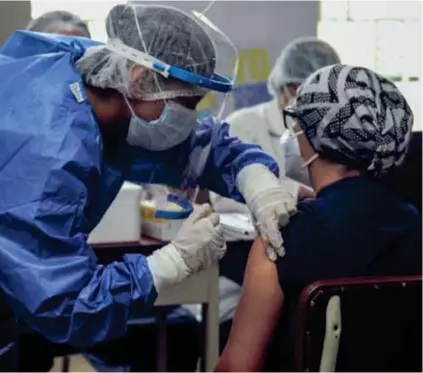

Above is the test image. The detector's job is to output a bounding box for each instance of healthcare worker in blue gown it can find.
[0,3,298,369]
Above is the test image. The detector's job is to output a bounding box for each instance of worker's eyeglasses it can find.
[283,106,298,133]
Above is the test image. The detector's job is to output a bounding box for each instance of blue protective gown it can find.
[0,31,278,348]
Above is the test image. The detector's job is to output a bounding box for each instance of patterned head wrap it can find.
[294,64,413,176]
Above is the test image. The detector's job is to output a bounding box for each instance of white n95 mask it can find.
[126,101,198,151]
[280,130,318,188]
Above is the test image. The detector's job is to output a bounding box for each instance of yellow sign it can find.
[197,48,271,111]
[236,48,271,85]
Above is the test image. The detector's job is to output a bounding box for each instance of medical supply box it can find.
[141,194,193,242]
[88,182,143,244]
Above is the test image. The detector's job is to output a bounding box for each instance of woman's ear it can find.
[129,66,148,98]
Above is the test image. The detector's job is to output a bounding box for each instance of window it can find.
[318,1,422,130]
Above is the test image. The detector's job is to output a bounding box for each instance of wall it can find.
[150,1,319,65]
[318,1,422,131]
[0,1,31,44]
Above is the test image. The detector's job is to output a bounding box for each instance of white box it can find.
[88,182,143,244]
[141,217,184,242]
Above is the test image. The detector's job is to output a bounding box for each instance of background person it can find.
[27,10,91,38]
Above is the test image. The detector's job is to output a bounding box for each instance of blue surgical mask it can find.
[126,101,198,151]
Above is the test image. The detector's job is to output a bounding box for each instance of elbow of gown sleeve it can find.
[3,248,157,348]
[198,122,279,202]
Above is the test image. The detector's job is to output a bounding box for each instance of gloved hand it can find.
[237,164,297,259]
[147,204,226,292]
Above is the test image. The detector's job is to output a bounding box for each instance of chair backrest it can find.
[293,275,422,372]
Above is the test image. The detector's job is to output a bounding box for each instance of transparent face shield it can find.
[191,8,239,119]
[105,3,239,120]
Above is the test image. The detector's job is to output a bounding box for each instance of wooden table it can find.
[92,237,219,372]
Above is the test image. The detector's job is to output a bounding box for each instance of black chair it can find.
[294,275,422,372]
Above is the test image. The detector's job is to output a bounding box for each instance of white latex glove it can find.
[147,204,226,292]
[237,164,297,259]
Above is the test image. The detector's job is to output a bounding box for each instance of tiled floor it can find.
[50,355,96,372]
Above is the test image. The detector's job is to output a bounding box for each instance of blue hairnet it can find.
[267,37,340,97]
[76,4,216,101]
[26,10,91,38]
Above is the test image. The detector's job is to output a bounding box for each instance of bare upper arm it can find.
[216,238,284,372]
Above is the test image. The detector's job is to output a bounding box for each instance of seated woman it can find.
[216,65,422,372]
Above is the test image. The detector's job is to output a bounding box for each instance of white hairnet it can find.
[27,10,91,38]
[267,37,340,97]
[75,4,217,101]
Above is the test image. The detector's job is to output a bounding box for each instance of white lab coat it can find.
[210,98,300,213]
